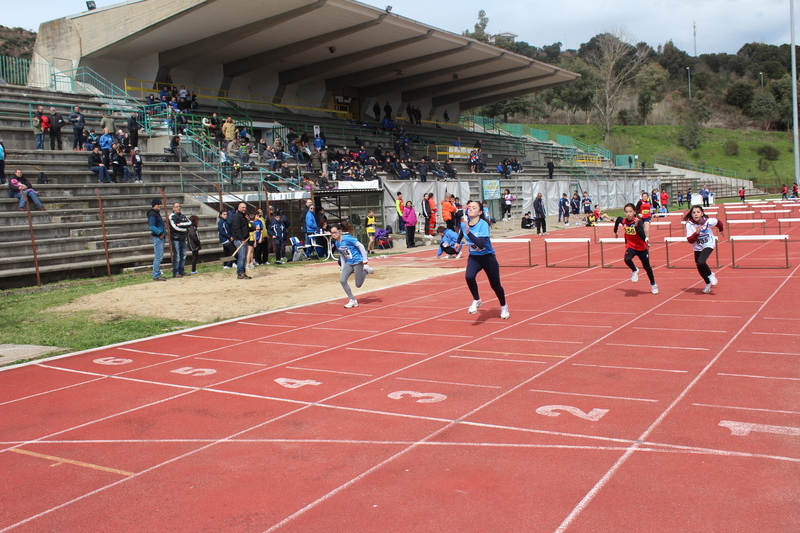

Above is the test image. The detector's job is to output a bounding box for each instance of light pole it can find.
[792,0,800,185]
[759,72,764,89]
[686,67,691,99]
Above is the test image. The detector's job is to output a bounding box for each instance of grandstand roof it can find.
[34,0,579,114]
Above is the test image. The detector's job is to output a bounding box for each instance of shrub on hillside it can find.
[724,140,739,156]
[756,144,780,160]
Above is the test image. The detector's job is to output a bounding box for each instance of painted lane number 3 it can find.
[535,405,609,421]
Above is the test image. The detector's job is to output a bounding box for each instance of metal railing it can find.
[653,156,756,182]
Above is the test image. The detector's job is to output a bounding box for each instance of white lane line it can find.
[752,331,800,336]
[314,327,379,333]
[606,343,710,351]
[0,376,107,407]
[528,389,658,403]
[285,366,372,377]
[257,341,321,348]
[394,331,472,338]
[194,357,267,367]
[118,348,180,358]
[692,403,800,415]
[763,316,800,321]
[183,334,242,342]
[238,322,296,327]
[633,327,728,333]
[449,355,547,364]
[572,363,688,374]
[346,347,427,355]
[531,323,612,328]
[494,337,583,344]
[286,312,343,317]
[718,372,800,381]
[655,313,742,319]
[736,350,799,356]
[395,377,501,389]
[572,310,636,315]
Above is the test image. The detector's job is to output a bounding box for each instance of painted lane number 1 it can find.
[535,405,609,421]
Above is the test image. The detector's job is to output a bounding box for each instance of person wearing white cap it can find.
[131,147,144,183]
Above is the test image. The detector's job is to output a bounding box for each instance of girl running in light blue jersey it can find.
[331,223,374,308]
[460,200,509,319]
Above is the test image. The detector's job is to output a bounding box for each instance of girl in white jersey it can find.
[684,205,724,294]
[459,200,509,319]
[331,223,374,308]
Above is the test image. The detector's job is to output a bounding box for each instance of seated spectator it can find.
[521,212,534,229]
[112,148,131,183]
[88,145,112,183]
[8,169,45,211]
[444,158,457,180]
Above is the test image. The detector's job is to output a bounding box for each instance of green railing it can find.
[653,156,756,181]
[528,129,549,142]
[0,56,30,86]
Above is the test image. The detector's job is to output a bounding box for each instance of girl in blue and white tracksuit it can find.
[331,223,374,308]
[684,205,724,294]
[460,200,509,319]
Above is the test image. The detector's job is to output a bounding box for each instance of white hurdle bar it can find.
[724,210,756,219]
[729,235,790,269]
[778,218,800,234]
[663,236,721,269]
[592,222,616,243]
[649,220,673,236]
[493,238,537,267]
[726,218,767,235]
[598,237,626,268]
[544,237,595,268]
[758,209,792,219]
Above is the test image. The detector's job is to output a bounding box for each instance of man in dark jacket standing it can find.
[230,202,251,279]
[69,106,85,151]
[127,112,141,148]
[168,202,192,278]
[49,107,65,151]
[147,199,167,281]
[546,159,555,179]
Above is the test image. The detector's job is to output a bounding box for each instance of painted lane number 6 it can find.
[535,405,609,421]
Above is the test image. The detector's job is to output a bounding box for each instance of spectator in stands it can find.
[128,112,141,148]
[112,148,131,183]
[48,107,66,150]
[131,147,144,183]
[444,158,457,180]
[384,101,392,120]
[444,110,449,123]
[99,128,114,169]
[222,117,236,143]
[454,137,461,147]
[69,106,85,151]
[148,199,167,281]
[0,141,5,185]
[418,158,429,182]
[9,169,44,211]
[32,105,46,151]
[99,112,115,137]
[310,148,322,177]
[547,158,555,179]
[372,102,381,122]
[474,139,482,149]
[88,145,112,183]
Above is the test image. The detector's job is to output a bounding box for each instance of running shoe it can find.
[500,305,510,319]
[344,299,359,308]
[364,265,375,275]
[651,283,659,294]
[710,273,718,286]
[468,299,483,314]
[437,255,446,259]
[455,251,462,259]
[631,268,639,283]
[191,271,198,274]
[702,283,712,294]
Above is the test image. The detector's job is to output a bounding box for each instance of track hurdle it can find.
[544,238,595,268]
[493,238,537,267]
[730,235,790,269]
[758,209,792,219]
[592,222,616,243]
[726,218,767,235]
[778,218,800,234]
[664,236,721,269]
[598,238,626,268]
[724,210,756,219]
[650,220,673,236]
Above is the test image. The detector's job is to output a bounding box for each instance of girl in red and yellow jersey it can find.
[635,191,653,241]
[614,203,658,294]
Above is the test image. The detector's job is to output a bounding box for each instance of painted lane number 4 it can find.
[535,405,609,421]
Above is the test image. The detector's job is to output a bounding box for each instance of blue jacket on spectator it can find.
[217,217,232,244]
[99,133,113,150]
[305,210,318,234]
[148,208,166,237]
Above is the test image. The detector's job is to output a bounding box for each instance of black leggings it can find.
[624,248,655,284]
[694,247,714,283]
[501,204,511,218]
[191,250,199,271]
[535,218,547,234]
[465,253,506,306]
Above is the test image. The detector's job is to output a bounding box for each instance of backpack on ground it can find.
[37,172,48,184]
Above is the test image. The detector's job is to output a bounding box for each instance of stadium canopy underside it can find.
[32,0,580,119]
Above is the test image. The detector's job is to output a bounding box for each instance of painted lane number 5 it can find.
[388,391,447,403]
[535,405,609,421]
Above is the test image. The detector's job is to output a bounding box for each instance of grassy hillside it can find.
[527,123,796,189]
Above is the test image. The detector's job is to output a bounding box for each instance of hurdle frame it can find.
[730,235,790,269]
[544,238,595,268]
[598,238,626,268]
[664,236,721,269]
[493,238,537,267]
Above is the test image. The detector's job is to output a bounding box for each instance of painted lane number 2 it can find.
[388,391,447,403]
[535,405,609,421]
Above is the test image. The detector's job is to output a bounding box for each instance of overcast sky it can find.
[7,0,795,56]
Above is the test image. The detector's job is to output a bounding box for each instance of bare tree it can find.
[583,28,650,141]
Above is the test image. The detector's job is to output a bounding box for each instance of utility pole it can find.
[792,0,800,184]
[693,21,697,56]
[686,67,692,100]
[760,72,764,89]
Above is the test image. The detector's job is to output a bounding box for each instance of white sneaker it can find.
[344,299,359,308]
[631,268,639,283]
[468,299,482,314]
[651,283,659,294]
[702,283,712,294]
[710,273,718,286]
[455,251,462,259]
[223,265,231,269]
[500,305,510,319]
[364,265,375,274]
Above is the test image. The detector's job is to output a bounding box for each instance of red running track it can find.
[1,217,799,532]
